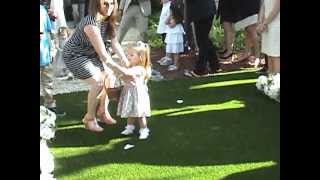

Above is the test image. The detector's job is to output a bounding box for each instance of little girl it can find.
[157,0,172,65]
[256,0,280,75]
[118,41,152,140]
[163,3,185,71]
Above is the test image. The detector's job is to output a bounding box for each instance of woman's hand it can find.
[122,71,135,82]
[256,22,267,34]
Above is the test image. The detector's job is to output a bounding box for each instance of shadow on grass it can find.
[222,164,280,180]
[51,71,279,177]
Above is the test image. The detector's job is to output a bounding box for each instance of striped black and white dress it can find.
[63,16,109,79]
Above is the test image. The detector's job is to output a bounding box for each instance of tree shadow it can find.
[222,164,280,180]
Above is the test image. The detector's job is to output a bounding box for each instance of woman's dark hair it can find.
[170,2,184,24]
[88,0,118,38]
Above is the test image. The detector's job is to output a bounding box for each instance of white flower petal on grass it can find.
[124,144,135,150]
[176,99,184,104]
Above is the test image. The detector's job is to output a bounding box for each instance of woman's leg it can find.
[267,55,273,74]
[221,21,234,57]
[97,71,117,124]
[245,24,260,65]
[270,56,280,74]
[82,76,104,132]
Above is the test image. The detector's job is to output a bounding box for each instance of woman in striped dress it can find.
[63,0,134,132]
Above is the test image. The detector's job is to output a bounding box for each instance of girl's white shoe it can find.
[168,64,178,71]
[157,56,172,64]
[139,128,150,140]
[121,125,135,135]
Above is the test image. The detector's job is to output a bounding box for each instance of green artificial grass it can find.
[51,69,279,180]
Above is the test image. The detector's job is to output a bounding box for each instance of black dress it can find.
[218,0,260,24]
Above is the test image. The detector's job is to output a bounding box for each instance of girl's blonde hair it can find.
[129,41,152,81]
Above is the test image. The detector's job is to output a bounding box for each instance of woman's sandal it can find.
[96,107,117,125]
[218,49,227,55]
[219,52,234,59]
[82,117,104,132]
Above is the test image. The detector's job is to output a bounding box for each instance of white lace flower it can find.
[40,106,56,140]
[256,75,268,91]
[40,140,55,174]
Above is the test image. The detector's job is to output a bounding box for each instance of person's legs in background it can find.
[71,2,80,26]
[219,21,234,59]
[136,9,149,42]
[269,56,280,74]
[40,64,66,117]
[193,16,217,76]
[78,1,86,20]
[117,6,135,44]
[244,23,260,66]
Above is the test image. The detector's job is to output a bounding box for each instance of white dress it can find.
[261,0,280,57]
[156,1,171,34]
[50,0,68,32]
[117,66,151,118]
[165,23,185,53]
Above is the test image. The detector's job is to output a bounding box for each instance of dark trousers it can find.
[193,16,219,73]
[161,33,166,45]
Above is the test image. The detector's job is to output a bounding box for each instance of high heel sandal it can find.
[96,107,117,125]
[82,117,104,132]
[219,52,234,59]
[218,49,227,55]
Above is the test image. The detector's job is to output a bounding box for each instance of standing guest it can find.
[185,0,219,77]
[40,4,66,117]
[117,0,151,43]
[256,0,280,75]
[156,0,172,65]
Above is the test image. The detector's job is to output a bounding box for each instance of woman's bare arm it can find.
[84,25,132,77]
[111,37,130,67]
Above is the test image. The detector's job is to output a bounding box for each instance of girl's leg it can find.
[167,53,178,71]
[138,117,149,140]
[173,53,180,68]
[127,117,136,126]
[137,117,147,129]
[121,117,136,135]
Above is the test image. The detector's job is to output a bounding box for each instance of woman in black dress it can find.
[218,0,261,64]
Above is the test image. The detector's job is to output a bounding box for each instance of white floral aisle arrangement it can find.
[40,106,57,180]
[256,73,280,102]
